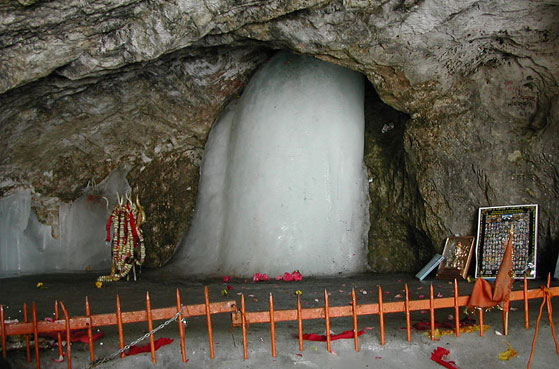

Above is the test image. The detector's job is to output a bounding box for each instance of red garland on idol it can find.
[97,194,146,283]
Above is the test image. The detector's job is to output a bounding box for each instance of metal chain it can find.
[86,306,186,368]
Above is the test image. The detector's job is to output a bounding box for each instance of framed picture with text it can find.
[475,204,538,279]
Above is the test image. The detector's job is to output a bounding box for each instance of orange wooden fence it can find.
[1,277,558,369]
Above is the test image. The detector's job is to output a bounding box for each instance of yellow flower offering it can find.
[498,343,518,360]
[95,281,103,289]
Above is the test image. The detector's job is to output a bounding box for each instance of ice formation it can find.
[0,168,131,277]
[169,52,370,277]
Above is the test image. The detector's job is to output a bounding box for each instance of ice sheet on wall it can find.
[0,168,131,277]
[168,52,370,277]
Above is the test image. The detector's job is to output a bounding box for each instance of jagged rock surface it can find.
[1,0,558,273]
[0,46,271,268]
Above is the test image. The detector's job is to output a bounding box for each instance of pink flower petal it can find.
[283,272,293,281]
[252,273,269,282]
[292,271,303,281]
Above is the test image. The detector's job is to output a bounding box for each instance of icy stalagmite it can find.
[169,52,370,276]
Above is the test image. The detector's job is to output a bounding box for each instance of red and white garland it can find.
[97,195,145,283]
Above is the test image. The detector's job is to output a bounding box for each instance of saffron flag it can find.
[468,226,515,309]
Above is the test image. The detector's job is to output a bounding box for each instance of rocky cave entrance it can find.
[2,46,555,278]
[1,0,558,280]
[0,48,435,278]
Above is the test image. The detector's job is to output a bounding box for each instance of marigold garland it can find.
[97,195,146,283]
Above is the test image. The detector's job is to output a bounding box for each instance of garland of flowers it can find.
[97,195,145,283]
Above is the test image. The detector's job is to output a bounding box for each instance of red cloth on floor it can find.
[301,330,365,341]
[127,337,174,356]
[431,347,460,369]
[413,321,447,331]
[412,317,476,331]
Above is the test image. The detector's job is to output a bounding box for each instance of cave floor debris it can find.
[1,272,558,369]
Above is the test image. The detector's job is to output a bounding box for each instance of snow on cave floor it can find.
[1,272,558,369]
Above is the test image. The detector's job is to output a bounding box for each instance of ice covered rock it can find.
[0,168,131,277]
[168,52,370,277]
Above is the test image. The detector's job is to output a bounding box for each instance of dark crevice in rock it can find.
[541,219,559,277]
[364,80,436,272]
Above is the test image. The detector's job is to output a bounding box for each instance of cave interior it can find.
[0,0,558,280]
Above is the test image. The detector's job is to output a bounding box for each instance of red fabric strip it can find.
[431,347,460,369]
[127,337,174,356]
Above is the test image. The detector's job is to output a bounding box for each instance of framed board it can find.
[475,204,538,279]
[436,236,475,280]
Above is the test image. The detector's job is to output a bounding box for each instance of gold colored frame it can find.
[436,236,475,280]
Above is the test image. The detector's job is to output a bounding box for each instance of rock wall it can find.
[0,46,271,268]
[1,0,558,274]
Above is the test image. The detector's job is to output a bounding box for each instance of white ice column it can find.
[170,52,370,277]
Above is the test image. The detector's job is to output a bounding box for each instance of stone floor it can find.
[1,271,558,369]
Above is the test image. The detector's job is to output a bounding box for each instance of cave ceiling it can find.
[1,0,558,272]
